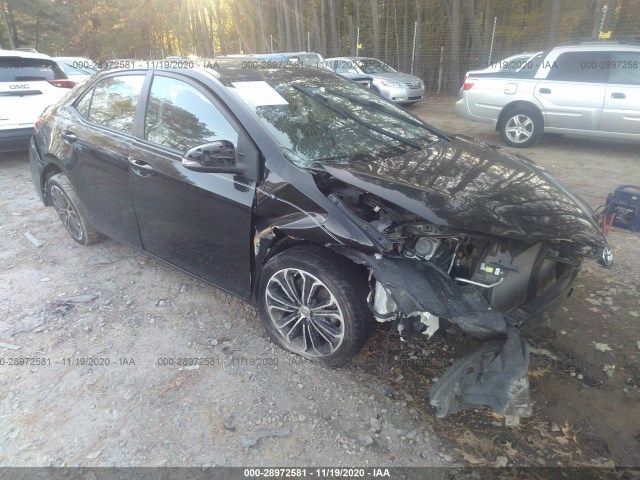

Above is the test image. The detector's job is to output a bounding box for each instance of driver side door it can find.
[128,72,258,298]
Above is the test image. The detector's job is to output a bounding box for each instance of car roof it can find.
[0,49,57,61]
[552,43,640,51]
[94,58,338,82]
[54,56,93,61]
[326,56,377,61]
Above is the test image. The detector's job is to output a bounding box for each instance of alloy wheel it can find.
[265,268,345,357]
[505,114,534,144]
[50,185,84,241]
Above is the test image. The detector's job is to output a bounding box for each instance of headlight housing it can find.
[380,80,403,88]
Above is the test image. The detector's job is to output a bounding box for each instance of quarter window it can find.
[144,75,238,152]
[74,90,92,118]
[546,51,610,83]
[86,75,145,133]
[609,52,640,85]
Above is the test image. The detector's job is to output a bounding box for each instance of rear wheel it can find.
[499,107,543,148]
[47,173,103,246]
[259,244,371,367]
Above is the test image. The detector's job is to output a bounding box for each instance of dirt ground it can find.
[1,95,639,469]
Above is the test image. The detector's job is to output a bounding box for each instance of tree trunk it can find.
[276,0,285,51]
[348,14,355,56]
[414,0,423,77]
[320,0,327,54]
[312,6,323,55]
[464,0,483,69]
[294,0,303,51]
[402,1,408,71]
[256,0,267,53]
[591,0,602,38]
[370,0,380,58]
[545,0,561,48]
[446,0,462,94]
[384,1,390,63]
[482,0,493,64]
[1,1,15,49]
[328,0,339,56]
[284,0,293,51]
[394,1,401,69]
[214,0,228,56]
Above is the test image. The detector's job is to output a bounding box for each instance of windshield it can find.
[223,71,440,168]
[356,59,396,74]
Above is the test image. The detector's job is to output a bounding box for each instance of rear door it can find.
[128,72,258,297]
[534,50,609,130]
[0,56,70,130]
[600,50,640,135]
[62,72,147,247]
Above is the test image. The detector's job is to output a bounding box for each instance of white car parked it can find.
[1,49,76,152]
[455,42,640,147]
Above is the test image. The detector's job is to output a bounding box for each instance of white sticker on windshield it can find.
[231,81,288,107]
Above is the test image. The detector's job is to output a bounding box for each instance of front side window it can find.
[87,75,145,133]
[546,51,610,83]
[144,75,238,152]
[608,51,640,85]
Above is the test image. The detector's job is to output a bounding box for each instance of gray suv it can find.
[455,42,640,147]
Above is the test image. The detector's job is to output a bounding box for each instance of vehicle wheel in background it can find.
[499,107,543,148]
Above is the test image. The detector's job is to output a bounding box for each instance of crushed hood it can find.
[323,136,606,249]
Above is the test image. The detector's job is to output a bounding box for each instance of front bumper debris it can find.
[340,248,532,419]
[429,326,531,418]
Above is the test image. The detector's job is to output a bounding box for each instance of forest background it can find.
[2,0,639,93]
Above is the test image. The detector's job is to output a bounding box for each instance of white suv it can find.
[455,42,640,147]
[0,49,76,152]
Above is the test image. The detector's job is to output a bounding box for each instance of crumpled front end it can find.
[340,246,538,419]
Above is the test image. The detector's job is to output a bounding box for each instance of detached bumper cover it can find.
[429,326,531,418]
[341,249,532,418]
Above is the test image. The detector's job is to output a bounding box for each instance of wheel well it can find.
[495,101,543,131]
[41,160,63,205]
[252,239,369,300]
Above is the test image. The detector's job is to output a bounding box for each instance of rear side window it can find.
[85,75,145,133]
[608,51,640,85]
[546,51,610,83]
[0,58,66,82]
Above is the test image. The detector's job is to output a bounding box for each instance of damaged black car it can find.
[29,61,611,419]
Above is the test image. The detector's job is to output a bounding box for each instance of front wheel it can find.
[499,107,543,148]
[258,244,371,367]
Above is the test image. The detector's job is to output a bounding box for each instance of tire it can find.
[499,106,543,148]
[259,244,371,367]
[47,173,103,246]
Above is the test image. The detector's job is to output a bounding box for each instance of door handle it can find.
[129,158,154,174]
[539,88,551,94]
[61,131,77,143]
[611,92,626,99]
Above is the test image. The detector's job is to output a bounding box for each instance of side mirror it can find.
[182,140,243,174]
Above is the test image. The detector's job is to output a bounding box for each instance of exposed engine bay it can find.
[322,178,584,419]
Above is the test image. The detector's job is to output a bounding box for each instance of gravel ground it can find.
[1,95,639,468]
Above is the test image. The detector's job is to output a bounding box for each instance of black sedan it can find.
[29,60,611,418]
